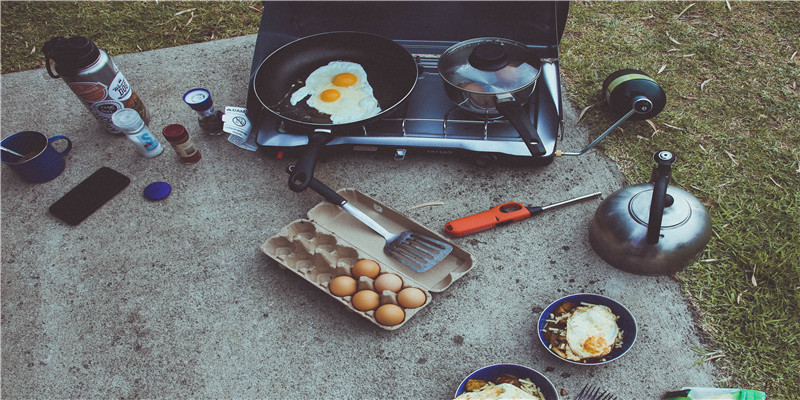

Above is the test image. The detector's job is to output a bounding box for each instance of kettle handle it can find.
[647,150,676,244]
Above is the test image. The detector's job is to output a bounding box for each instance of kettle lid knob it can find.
[654,150,676,166]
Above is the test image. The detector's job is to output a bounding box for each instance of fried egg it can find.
[290,61,380,124]
[565,304,620,360]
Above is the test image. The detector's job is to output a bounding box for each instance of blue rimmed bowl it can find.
[454,363,558,399]
[537,293,637,365]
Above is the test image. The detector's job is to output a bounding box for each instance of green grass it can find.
[561,2,799,397]
[2,1,799,398]
[0,1,262,74]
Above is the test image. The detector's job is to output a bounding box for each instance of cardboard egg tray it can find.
[261,189,474,330]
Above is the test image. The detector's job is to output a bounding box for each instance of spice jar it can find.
[162,124,201,163]
[182,88,224,135]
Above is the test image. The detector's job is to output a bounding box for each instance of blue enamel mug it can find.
[1,131,72,183]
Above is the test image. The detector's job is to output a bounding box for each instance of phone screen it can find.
[49,167,131,225]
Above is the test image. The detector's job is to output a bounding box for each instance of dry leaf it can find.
[724,150,739,166]
[791,51,798,61]
[249,5,263,13]
[664,123,683,130]
[406,202,444,211]
[676,3,695,19]
[578,105,594,123]
[725,0,731,11]
[658,64,667,74]
[682,53,696,58]
[705,352,726,363]
[751,273,757,287]
[769,176,782,188]
[646,119,658,135]
[701,258,718,263]
[175,8,195,16]
[736,292,742,304]
[185,11,194,27]
[667,31,682,45]
[30,46,36,54]
[701,78,713,91]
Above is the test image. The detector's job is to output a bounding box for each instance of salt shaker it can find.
[111,108,163,158]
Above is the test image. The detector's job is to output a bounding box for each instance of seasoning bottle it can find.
[162,124,201,163]
[43,35,150,135]
[183,88,224,135]
[111,108,163,158]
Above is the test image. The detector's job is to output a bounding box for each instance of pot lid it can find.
[439,38,540,94]
[629,189,692,228]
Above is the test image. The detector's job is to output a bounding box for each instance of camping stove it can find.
[247,2,568,166]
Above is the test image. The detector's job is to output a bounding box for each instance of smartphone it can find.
[49,167,131,226]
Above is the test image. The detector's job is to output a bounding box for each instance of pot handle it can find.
[288,129,333,192]
[495,94,546,157]
[646,150,676,244]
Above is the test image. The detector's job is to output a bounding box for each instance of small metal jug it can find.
[589,151,712,275]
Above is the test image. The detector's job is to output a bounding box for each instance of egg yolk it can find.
[333,73,358,87]
[320,89,341,102]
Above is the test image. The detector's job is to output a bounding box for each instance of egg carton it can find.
[260,189,474,330]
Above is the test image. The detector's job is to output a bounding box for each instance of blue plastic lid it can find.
[183,88,213,112]
[144,181,172,201]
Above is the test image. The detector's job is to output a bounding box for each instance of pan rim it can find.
[252,31,418,129]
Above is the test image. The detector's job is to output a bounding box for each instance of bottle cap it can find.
[43,36,101,77]
[162,124,188,141]
[111,108,144,133]
[144,181,172,201]
[183,88,213,112]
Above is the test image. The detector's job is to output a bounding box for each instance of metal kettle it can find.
[589,151,712,275]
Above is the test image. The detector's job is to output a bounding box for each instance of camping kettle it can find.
[589,150,712,275]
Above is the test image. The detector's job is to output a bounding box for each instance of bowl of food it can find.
[453,364,558,400]
[538,293,637,365]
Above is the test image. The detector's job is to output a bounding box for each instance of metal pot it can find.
[438,38,545,156]
[252,31,418,192]
[589,151,712,275]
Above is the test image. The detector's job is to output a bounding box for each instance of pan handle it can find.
[288,129,333,192]
[495,93,547,157]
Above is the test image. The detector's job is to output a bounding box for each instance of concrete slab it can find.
[1,35,718,399]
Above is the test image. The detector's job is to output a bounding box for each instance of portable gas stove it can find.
[247,2,569,166]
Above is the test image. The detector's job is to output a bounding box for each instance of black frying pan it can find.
[252,31,418,192]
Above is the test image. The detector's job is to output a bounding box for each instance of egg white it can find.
[565,304,620,360]
[290,61,381,124]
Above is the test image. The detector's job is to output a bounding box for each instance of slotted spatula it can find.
[295,170,452,273]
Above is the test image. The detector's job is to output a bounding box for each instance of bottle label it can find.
[68,81,109,103]
[90,100,125,134]
[196,105,215,118]
[139,131,159,151]
[172,140,198,158]
[108,72,133,101]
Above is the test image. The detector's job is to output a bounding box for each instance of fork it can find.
[575,384,621,400]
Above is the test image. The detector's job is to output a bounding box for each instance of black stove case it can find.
[247,2,570,166]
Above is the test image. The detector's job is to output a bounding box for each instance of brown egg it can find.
[374,273,403,293]
[375,304,405,326]
[328,275,357,297]
[351,259,381,279]
[351,290,380,311]
[397,287,426,309]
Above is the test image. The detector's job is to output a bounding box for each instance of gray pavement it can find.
[1,35,718,399]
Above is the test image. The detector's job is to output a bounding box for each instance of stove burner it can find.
[254,41,562,166]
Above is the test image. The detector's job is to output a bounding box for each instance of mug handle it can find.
[48,135,72,156]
